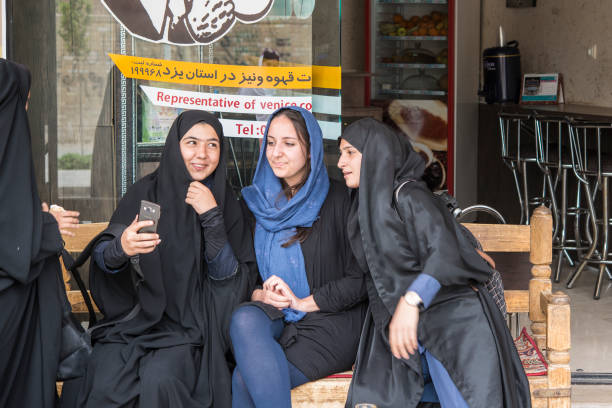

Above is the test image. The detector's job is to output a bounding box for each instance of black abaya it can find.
[0,59,64,408]
[342,119,531,408]
[74,111,258,408]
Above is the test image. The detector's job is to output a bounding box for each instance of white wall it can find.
[482,0,612,107]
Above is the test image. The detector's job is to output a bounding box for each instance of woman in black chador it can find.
[74,110,257,407]
[338,118,531,408]
[229,107,367,407]
[0,60,64,407]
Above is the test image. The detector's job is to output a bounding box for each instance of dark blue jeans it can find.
[230,305,309,408]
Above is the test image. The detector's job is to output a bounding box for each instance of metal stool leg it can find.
[595,177,609,299]
[546,169,561,245]
[521,160,530,224]
[554,168,569,282]
[573,179,584,262]
[560,169,575,267]
[567,181,599,289]
[510,162,526,224]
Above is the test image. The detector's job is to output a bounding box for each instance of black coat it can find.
[346,182,531,408]
[342,118,531,408]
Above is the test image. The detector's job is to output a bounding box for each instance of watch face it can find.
[404,292,422,307]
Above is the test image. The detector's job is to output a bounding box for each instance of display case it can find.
[366,0,483,205]
[367,0,453,192]
[371,0,449,99]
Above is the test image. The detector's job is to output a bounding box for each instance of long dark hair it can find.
[269,108,313,247]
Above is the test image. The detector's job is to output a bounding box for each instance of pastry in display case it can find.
[388,99,447,189]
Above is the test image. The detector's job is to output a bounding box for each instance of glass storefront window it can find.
[11,0,341,222]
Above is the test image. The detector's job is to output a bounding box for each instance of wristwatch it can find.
[403,291,423,308]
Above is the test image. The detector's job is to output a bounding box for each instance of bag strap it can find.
[392,179,415,222]
[86,303,141,336]
[61,247,98,327]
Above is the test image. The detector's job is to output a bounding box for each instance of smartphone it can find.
[138,200,161,234]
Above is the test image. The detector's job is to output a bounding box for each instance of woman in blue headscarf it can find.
[230,107,367,407]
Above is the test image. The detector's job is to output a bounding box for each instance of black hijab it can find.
[343,118,491,315]
[0,59,44,287]
[91,110,254,330]
[343,118,425,275]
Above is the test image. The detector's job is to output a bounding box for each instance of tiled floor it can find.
[572,385,612,407]
[552,264,612,373]
[551,263,612,406]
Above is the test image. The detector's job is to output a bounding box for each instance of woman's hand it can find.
[263,275,320,313]
[264,275,300,307]
[185,181,217,215]
[476,248,496,269]
[42,202,80,237]
[120,216,161,256]
[251,288,291,310]
[388,297,419,360]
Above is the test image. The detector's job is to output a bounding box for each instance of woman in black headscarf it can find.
[73,110,257,407]
[0,59,64,407]
[338,118,530,408]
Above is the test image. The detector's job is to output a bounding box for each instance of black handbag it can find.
[56,248,97,381]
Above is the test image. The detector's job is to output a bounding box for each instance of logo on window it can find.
[102,0,275,45]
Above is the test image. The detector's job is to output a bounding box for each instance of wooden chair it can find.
[60,207,571,407]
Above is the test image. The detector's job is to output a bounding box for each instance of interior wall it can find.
[341,0,367,107]
[341,0,366,72]
[454,0,481,207]
[482,0,612,107]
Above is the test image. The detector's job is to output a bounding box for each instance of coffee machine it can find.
[480,28,522,104]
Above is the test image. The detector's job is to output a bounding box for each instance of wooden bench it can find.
[60,206,570,407]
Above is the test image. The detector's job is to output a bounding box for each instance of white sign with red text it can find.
[140,85,340,140]
[219,119,269,138]
[140,85,312,114]
[217,119,341,140]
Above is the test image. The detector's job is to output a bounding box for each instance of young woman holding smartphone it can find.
[72,111,257,408]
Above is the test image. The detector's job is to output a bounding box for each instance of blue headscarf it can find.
[242,107,330,322]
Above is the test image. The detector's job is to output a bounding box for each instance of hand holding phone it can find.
[138,200,161,233]
[119,201,162,256]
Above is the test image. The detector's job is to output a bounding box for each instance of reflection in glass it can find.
[55,1,116,221]
[51,0,340,222]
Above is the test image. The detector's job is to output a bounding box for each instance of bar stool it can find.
[498,112,548,224]
[533,114,590,282]
[566,119,612,299]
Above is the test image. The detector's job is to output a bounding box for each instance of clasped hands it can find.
[252,275,305,312]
